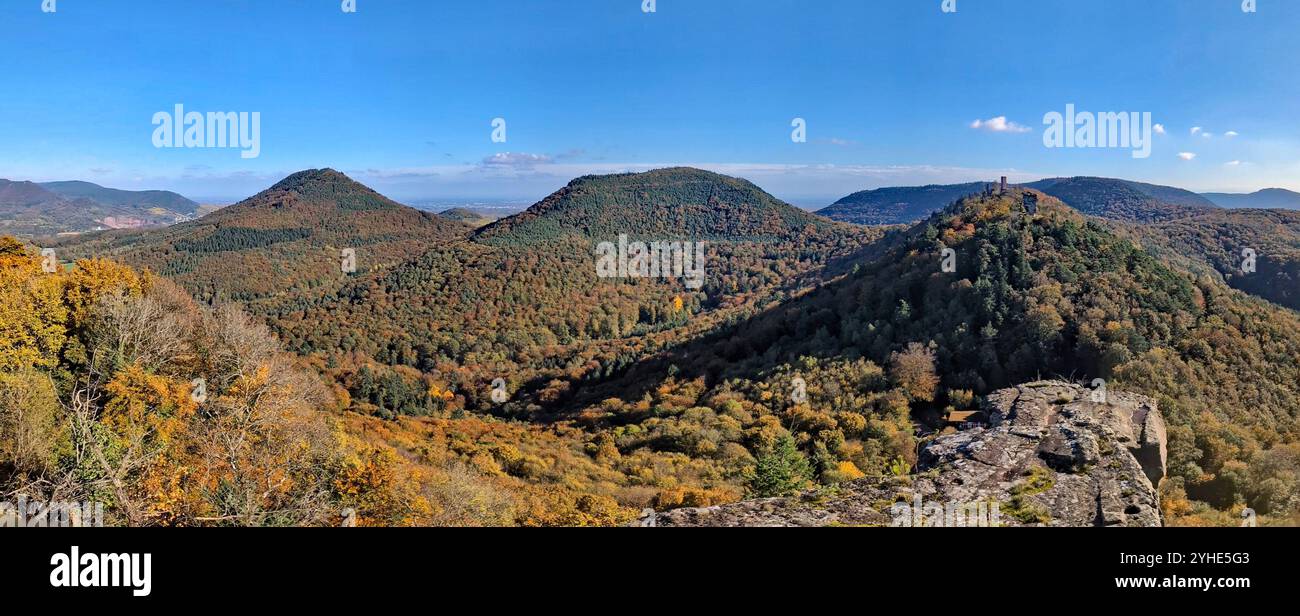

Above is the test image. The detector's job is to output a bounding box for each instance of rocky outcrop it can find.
[641,381,1167,527]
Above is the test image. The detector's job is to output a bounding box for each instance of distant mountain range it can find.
[0,178,198,236]
[1202,188,1300,209]
[14,172,1299,241]
[39,180,199,214]
[817,173,1300,335]
[817,176,1220,225]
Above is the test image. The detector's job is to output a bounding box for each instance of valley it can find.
[6,167,1300,526]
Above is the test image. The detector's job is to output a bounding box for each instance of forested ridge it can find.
[1116,208,1300,313]
[1024,176,1218,222]
[21,168,1300,526]
[818,176,1221,226]
[816,182,986,225]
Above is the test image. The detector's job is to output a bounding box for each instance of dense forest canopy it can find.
[1118,208,1300,313]
[17,168,1300,527]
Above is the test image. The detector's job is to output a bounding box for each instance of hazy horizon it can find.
[8,166,1295,213]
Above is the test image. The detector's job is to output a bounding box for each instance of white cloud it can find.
[1225,131,1239,138]
[1153,124,1166,135]
[1225,160,1244,167]
[1191,127,1202,135]
[1178,152,1197,161]
[969,116,1032,133]
[482,152,553,167]
[818,137,858,147]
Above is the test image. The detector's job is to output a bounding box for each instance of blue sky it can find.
[1,0,1297,205]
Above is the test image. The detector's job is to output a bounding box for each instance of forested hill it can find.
[271,168,882,395]
[437,207,496,227]
[476,167,840,245]
[39,180,198,216]
[204,168,421,223]
[1117,208,1300,313]
[1023,177,1218,221]
[558,188,1300,523]
[819,177,1219,226]
[1,179,197,236]
[46,168,474,306]
[816,182,987,225]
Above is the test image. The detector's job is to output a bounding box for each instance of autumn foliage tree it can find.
[0,237,342,526]
[888,342,939,403]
